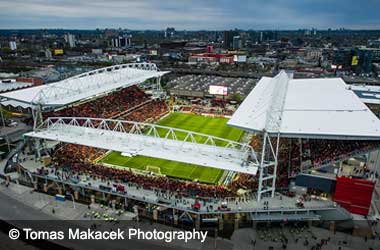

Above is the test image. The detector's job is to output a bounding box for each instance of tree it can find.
[229,93,242,103]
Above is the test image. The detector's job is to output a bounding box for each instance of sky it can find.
[1,0,380,30]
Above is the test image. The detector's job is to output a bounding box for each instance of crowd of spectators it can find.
[121,100,169,123]
[245,136,380,190]
[249,134,262,153]
[38,131,380,203]
[50,126,380,199]
[52,147,235,198]
[45,86,149,119]
[50,138,262,199]
[304,139,380,167]
[230,173,258,191]
[192,106,234,116]
[274,138,380,183]
[51,143,262,198]
[53,144,106,164]
[278,138,380,179]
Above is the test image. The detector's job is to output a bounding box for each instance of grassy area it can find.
[100,112,244,184]
[155,113,243,146]
[100,152,224,184]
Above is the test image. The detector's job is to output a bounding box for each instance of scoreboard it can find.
[209,85,228,96]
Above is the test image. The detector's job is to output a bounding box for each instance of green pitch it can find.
[100,113,244,184]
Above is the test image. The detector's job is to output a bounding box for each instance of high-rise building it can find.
[352,47,380,73]
[45,49,52,59]
[333,47,380,73]
[232,36,242,50]
[64,33,76,48]
[165,27,175,38]
[332,48,352,69]
[119,37,127,47]
[9,41,17,51]
[111,37,119,47]
[223,30,238,49]
[111,35,132,48]
[368,39,380,48]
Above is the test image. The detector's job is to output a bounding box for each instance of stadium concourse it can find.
[2,67,380,229]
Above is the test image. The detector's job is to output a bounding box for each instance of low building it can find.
[188,53,234,64]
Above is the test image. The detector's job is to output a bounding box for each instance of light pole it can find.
[0,102,11,153]
[66,191,76,209]
[214,228,217,249]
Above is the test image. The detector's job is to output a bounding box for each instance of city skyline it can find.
[1,0,380,30]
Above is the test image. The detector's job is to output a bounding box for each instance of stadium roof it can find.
[349,84,380,105]
[0,63,168,108]
[24,117,259,175]
[0,81,33,93]
[228,71,380,140]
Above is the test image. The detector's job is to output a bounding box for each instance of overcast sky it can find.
[1,0,380,30]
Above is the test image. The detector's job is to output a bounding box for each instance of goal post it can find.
[145,165,161,174]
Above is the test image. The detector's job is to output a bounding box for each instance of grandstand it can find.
[1,67,380,228]
[168,74,257,98]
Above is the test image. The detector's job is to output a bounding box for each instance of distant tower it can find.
[9,41,17,51]
[64,33,76,48]
[126,35,132,47]
[166,27,175,38]
[207,45,213,53]
[45,49,52,59]
[232,36,242,50]
[223,30,237,49]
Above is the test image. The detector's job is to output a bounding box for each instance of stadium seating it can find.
[167,75,257,97]
[275,138,380,187]
[121,100,169,122]
[52,145,235,198]
[45,85,149,119]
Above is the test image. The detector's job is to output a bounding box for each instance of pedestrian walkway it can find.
[0,182,233,250]
[231,225,380,250]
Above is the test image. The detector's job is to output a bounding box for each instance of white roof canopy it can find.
[349,84,380,105]
[24,117,259,175]
[228,71,380,140]
[0,81,32,92]
[0,63,168,108]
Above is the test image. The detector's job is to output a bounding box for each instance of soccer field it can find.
[100,112,244,184]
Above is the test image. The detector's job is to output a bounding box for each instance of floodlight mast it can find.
[32,104,45,130]
[257,71,291,201]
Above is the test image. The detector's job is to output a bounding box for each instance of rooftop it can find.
[0,80,33,93]
[228,71,380,140]
[0,63,168,108]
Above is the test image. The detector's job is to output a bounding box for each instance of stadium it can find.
[1,63,380,233]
